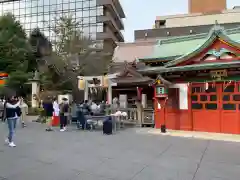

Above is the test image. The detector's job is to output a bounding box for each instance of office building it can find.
[135,0,240,41]
[0,0,125,53]
[189,0,226,14]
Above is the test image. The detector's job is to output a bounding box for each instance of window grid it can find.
[0,0,100,41]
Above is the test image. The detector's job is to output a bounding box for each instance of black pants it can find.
[0,110,4,122]
[60,115,67,129]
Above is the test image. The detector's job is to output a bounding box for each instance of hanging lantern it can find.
[102,75,109,87]
[78,76,85,90]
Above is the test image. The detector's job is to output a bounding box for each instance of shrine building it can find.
[138,24,240,134]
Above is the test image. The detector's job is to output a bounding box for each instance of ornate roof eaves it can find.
[157,25,240,46]
[165,24,240,68]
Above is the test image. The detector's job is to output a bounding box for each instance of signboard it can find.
[155,86,168,98]
[0,73,8,86]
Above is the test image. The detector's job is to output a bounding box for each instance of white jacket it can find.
[6,101,20,108]
[53,101,60,116]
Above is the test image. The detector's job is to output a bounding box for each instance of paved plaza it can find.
[0,120,240,180]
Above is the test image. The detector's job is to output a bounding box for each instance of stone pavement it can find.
[0,120,240,180]
[137,128,240,143]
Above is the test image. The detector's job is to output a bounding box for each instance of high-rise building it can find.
[0,0,125,53]
[135,0,240,41]
[189,0,226,14]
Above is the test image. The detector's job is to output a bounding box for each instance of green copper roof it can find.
[138,61,240,74]
[140,25,240,62]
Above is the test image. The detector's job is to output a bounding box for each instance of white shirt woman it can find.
[53,100,60,116]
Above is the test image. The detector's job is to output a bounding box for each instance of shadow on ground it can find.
[0,121,240,180]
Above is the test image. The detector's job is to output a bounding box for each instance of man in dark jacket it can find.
[43,96,54,131]
[59,98,69,132]
[78,100,91,130]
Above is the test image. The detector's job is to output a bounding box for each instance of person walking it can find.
[19,97,28,128]
[43,96,54,131]
[3,96,21,147]
[59,98,69,132]
[0,97,5,121]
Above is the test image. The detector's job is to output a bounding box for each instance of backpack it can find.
[60,103,69,116]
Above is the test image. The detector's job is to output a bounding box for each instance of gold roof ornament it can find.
[156,79,161,85]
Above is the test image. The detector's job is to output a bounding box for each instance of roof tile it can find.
[142,26,240,60]
[112,40,156,63]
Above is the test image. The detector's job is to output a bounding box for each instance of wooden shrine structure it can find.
[138,24,240,134]
[78,61,153,105]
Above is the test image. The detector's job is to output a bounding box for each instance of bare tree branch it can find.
[40,14,112,93]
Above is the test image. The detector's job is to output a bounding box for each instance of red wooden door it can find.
[191,83,221,133]
[191,83,240,134]
[165,88,180,130]
[220,83,240,134]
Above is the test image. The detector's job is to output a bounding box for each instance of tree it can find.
[28,28,56,91]
[0,13,32,92]
[44,14,112,93]
[28,28,52,72]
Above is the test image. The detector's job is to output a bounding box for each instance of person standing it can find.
[0,97,5,121]
[59,98,69,132]
[53,97,60,126]
[80,100,91,130]
[3,96,21,147]
[43,96,54,131]
[19,97,28,128]
[53,98,60,115]
[70,101,79,125]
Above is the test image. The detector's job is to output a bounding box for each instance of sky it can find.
[120,0,240,42]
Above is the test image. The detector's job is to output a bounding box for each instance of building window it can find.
[89,0,96,7]
[90,8,96,16]
[97,23,103,32]
[97,6,103,16]
[0,0,98,44]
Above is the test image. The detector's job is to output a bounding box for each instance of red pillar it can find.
[154,98,166,129]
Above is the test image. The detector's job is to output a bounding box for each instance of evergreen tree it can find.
[0,13,32,91]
